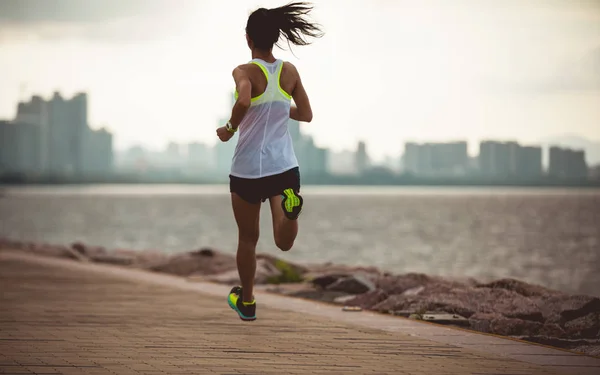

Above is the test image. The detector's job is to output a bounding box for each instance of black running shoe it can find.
[281,188,303,220]
[227,286,256,321]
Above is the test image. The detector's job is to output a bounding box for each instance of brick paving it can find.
[0,255,567,375]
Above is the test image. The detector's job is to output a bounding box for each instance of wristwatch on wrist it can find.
[225,121,237,134]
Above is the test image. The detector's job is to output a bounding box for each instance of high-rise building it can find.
[402,142,420,174]
[479,141,543,179]
[402,141,468,177]
[355,141,369,174]
[517,146,543,179]
[0,121,42,174]
[10,92,113,177]
[215,116,237,176]
[187,142,213,174]
[549,146,588,179]
[479,141,512,177]
[46,92,88,175]
[82,128,113,175]
[15,95,49,172]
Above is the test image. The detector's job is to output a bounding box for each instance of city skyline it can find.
[0,88,594,184]
[1,0,599,162]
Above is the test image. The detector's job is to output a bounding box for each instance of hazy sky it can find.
[1,0,599,160]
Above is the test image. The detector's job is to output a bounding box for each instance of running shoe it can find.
[227,286,256,321]
[281,188,303,220]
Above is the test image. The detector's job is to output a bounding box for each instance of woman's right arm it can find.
[289,64,313,123]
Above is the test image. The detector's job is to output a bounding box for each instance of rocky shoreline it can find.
[1,238,598,357]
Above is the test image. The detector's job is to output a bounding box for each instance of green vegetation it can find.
[266,259,303,284]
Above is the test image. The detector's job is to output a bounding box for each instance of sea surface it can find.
[1,184,599,296]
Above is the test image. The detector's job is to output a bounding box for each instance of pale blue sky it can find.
[1,0,599,160]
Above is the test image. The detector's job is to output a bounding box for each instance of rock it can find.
[422,313,469,326]
[373,285,544,321]
[71,242,86,254]
[402,285,425,296]
[33,244,78,260]
[254,258,283,284]
[539,323,567,339]
[71,242,107,259]
[326,274,377,294]
[311,274,347,289]
[89,254,134,266]
[493,296,545,322]
[131,250,170,269]
[191,248,214,257]
[564,312,600,339]
[469,313,499,333]
[333,295,358,304]
[343,290,389,309]
[256,253,308,275]
[376,273,433,295]
[479,278,562,297]
[490,318,543,336]
[542,295,600,324]
[150,249,236,277]
[561,297,600,322]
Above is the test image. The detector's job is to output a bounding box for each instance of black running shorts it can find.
[229,167,301,204]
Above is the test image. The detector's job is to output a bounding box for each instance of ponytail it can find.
[246,2,323,50]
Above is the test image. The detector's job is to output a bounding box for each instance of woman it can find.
[216,2,323,321]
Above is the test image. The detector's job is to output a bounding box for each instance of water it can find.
[1,184,599,296]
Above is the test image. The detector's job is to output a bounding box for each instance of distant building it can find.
[355,141,369,174]
[288,119,328,176]
[478,140,542,179]
[479,141,511,177]
[328,150,356,175]
[46,92,88,175]
[15,95,49,172]
[517,146,543,179]
[187,142,213,174]
[215,116,237,176]
[0,120,42,174]
[82,128,114,175]
[402,141,468,177]
[9,92,114,177]
[548,146,588,179]
[590,165,600,180]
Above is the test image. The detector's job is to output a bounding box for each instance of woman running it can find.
[216,2,323,321]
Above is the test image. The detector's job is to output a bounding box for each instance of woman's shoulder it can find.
[280,60,299,76]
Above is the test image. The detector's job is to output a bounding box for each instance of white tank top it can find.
[230,58,299,179]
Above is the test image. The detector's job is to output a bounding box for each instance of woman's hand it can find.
[216,126,234,142]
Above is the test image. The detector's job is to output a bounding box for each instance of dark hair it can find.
[246,2,323,50]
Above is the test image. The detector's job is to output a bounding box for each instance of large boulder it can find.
[311,274,347,289]
[541,295,600,324]
[34,243,79,259]
[564,312,600,339]
[150,248,236,277]
[375,273,434,295]
[343,290,388,309]
[478,278,562,298]
[256,253,308,275]
[490,318,543,336]
[372,285,542,320]
[326,273,376,294]
[131,250,170,269]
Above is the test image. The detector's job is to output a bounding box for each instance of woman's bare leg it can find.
[231,193,261,302]
[269,195,298,251]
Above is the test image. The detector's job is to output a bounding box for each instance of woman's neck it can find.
[251,49,276,63]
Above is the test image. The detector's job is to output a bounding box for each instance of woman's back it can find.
[230,58,298,178]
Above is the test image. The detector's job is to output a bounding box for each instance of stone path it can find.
[0,251,596,374]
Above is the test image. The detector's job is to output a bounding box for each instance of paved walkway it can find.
[0,251,596,375]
